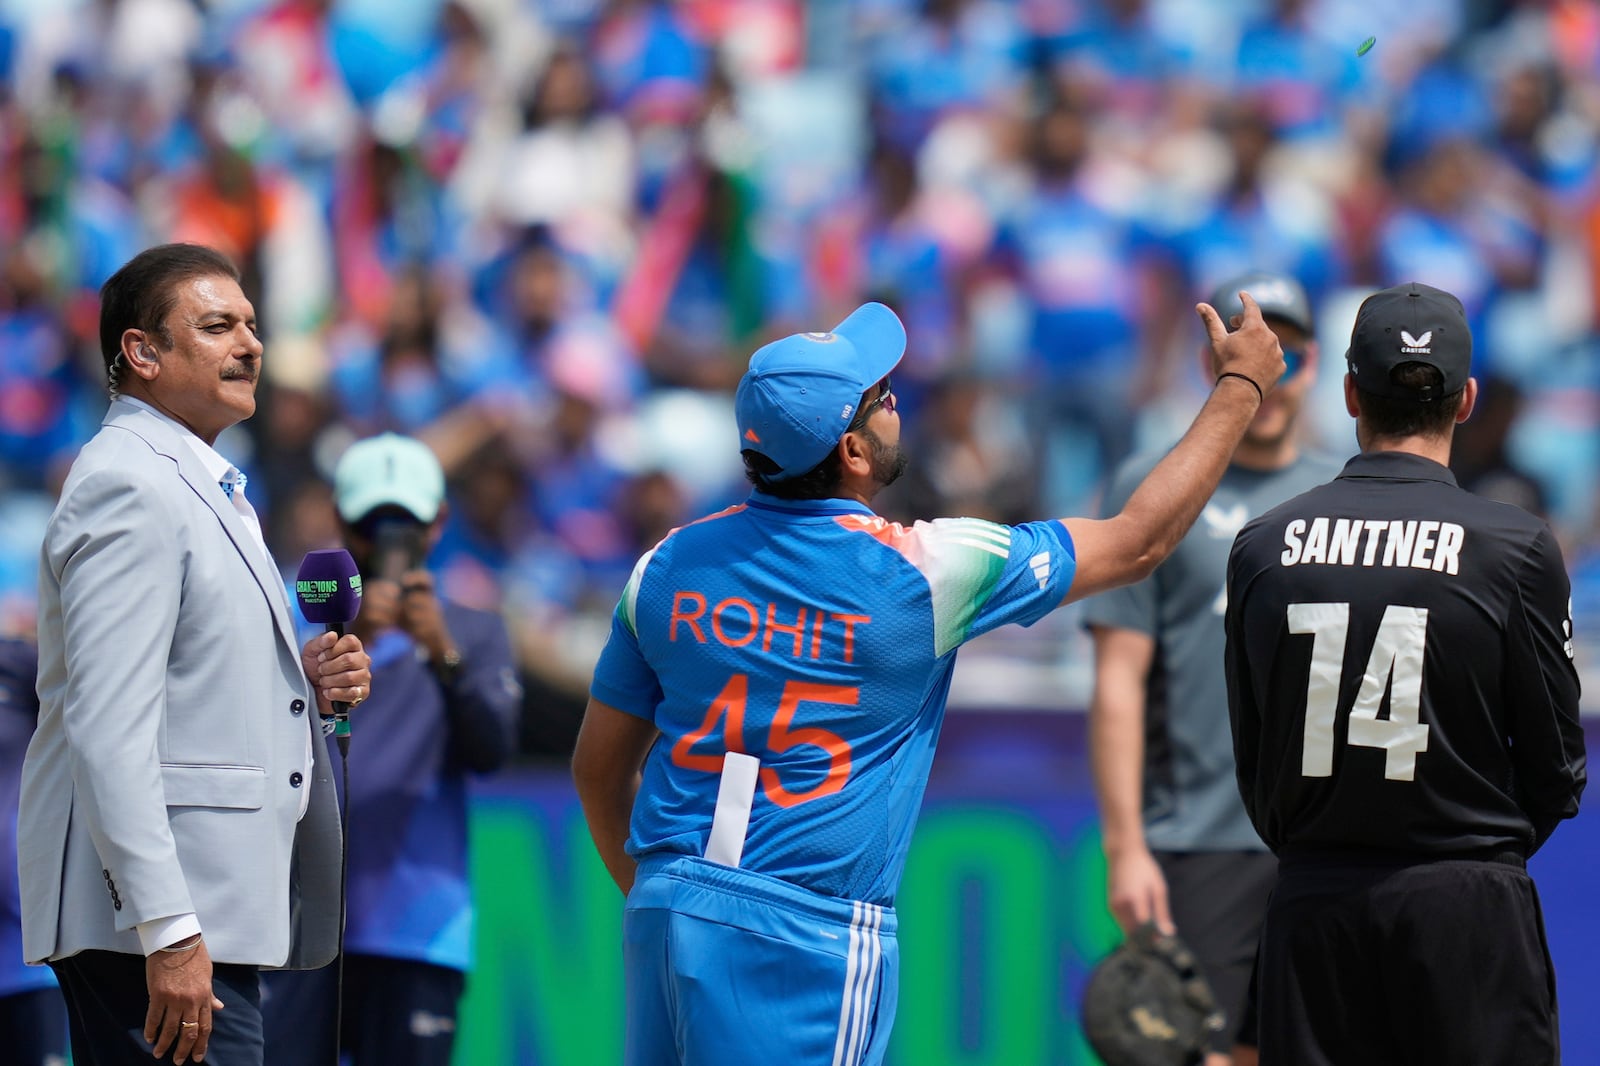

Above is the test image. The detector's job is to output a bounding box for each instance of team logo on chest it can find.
[1201,501,1248,539]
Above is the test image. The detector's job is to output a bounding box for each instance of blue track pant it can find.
[625,854,899,1066]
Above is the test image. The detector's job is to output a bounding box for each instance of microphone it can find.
[295,550,364,1062]
[295,549,364,751]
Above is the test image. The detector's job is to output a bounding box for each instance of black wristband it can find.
[1216,371,1263,404]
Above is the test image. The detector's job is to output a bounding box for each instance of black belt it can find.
[1276,846,1526,871]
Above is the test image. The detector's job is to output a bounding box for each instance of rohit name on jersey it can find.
[1279,517,1465,574]
[668,591,872,662]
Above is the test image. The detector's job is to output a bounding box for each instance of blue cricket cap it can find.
[734,302,906,480]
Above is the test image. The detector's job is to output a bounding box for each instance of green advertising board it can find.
[457,793,1121,1065]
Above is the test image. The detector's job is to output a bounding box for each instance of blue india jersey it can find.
[591,493,1076,905]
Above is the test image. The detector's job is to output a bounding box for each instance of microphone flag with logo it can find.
[295,549,363,740]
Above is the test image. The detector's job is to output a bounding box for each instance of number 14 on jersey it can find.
[1289,602,1431,781]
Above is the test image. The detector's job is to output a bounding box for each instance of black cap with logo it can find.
[1346,282,1472,403]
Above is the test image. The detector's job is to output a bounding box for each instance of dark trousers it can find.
[1156,849,1277,1052]
[1257,858,1559,1066]
[49,951,262,1065]
[0,986,70,1065]
[262,954,464,1066]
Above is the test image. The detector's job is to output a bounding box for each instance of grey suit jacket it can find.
[20,400,341,968]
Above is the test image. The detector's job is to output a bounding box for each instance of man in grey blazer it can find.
[20,244,374,1066]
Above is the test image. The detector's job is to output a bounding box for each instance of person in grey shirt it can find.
[1084,272,1340,1066]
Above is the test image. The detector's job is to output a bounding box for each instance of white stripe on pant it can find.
[831,900,883,1066]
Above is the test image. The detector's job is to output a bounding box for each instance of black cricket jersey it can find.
[1224,451,1585,861]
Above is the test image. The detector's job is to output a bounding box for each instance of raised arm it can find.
[1061,293,1283,603]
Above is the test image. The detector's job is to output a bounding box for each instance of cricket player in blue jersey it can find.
[573,296,1286,1066]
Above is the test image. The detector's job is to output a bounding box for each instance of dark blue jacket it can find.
[0,640,57,996]
[329,603,520,970]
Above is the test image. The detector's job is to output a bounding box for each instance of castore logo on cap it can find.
[1400,330,1432,354]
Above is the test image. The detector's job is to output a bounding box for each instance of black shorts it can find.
[1256,857,1559,1066]
[1155,849,1277,1053]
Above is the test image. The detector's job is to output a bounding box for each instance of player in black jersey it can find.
[1224,282,1586,1066]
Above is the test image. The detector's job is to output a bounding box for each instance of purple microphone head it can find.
[295,549,364,625]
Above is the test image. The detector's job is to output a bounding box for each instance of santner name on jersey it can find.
[1279,517,1464,573]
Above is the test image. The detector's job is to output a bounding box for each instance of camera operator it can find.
[263,433,521,1066]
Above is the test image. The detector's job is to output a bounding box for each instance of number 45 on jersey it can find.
[672,674,855,807]
[1289,603,1430,781]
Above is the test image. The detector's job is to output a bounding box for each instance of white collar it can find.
[119,396,237,485]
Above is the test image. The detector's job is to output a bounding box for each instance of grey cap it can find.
[1208,271,1314,334]
[1345,282,1472,403]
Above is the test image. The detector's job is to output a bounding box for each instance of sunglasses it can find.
[1282,348,1306,379]
[854,377,896,424]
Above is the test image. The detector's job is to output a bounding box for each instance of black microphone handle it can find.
[324,623,351,746]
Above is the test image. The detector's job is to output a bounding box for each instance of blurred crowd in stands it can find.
[1,0,1599,750]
